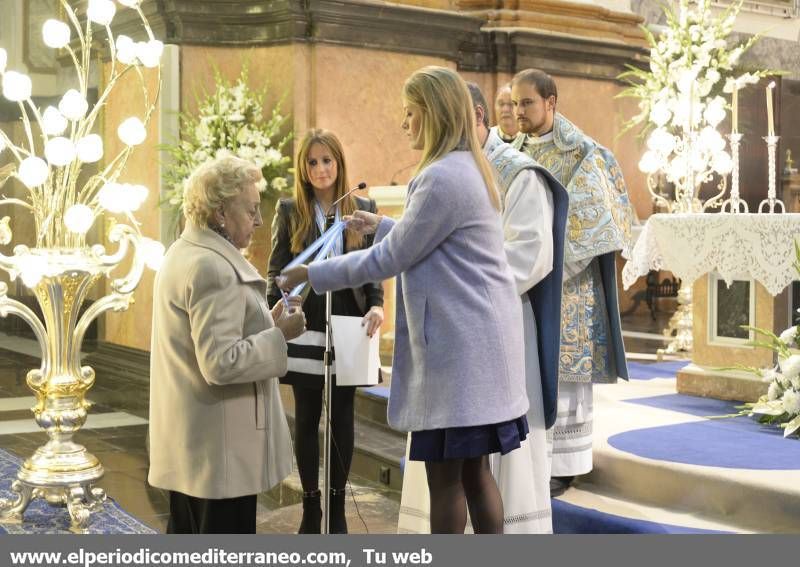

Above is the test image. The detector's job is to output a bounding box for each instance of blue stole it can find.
[487,140,569,429]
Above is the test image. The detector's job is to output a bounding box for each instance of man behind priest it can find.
[490,82,518,143]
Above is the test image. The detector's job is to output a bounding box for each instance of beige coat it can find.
[148,225,293,499]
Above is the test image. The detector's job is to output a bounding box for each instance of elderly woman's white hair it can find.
[183,154,265,227]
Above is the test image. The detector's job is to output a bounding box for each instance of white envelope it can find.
[330,315,380,387]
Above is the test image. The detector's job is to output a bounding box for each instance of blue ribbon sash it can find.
[283,220,346,296]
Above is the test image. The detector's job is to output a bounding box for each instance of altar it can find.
[623,213,800,401]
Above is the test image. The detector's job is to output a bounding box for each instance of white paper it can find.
[330,315,380,386]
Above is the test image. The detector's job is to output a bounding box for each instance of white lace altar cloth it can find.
[622,213,800,296]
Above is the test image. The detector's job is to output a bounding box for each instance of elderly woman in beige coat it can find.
[148,155,306,533]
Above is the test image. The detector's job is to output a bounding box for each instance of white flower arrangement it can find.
[619,0,769,201]
[728,242,800,438]
[161,65,292,223]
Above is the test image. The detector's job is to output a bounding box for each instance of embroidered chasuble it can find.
[514,113,633,385]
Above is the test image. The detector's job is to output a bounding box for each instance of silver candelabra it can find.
[759,135,785,213]
[722,132,748,213]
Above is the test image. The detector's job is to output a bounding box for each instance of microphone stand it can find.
[321,213,335,535]
[321,183,363,534]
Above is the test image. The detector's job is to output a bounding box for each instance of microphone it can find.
[325,182,367,216]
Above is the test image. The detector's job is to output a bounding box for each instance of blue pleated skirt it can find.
[409,415,529,462]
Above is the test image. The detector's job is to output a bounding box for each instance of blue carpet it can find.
[610,394,799,470]
[552,498,730,534]
[627,360,687,380]
[0,448,156,534]
[624,393,741,417]
[363,385,390,399]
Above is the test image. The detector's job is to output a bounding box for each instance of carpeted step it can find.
[355,384,392,430]
[587,374,800,533]
[553,485,743,534]
[355,384,393,430]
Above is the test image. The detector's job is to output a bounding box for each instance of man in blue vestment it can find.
[511,68,634,496]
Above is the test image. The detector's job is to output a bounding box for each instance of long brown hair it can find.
[290,129,363,254]
[403,66,500,211]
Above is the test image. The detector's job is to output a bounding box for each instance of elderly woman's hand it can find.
[271,294,303,321]
[343,210,382,236]
[361,306,384,338]
[276,265,309,291]
[275,306,306,341]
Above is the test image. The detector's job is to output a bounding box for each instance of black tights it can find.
[425,455,504,534]
[292,385,356,491]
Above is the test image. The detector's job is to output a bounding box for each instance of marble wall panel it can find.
[101,66,162,352]
[180,45,297,278]
[460,70,497,117]
[311,45,449,188]
[180,45,296,125]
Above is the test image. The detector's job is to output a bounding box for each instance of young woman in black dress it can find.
[267,129,384,533]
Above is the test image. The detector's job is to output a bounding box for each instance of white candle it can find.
[766,81,776,137]
[731,82,738,134]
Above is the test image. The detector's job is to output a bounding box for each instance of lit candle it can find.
[731,81,738,134]
[766,81,776,137]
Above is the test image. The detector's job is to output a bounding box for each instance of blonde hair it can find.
[403,66,500,210]
[290,129,363,254]
[183,154,264,227]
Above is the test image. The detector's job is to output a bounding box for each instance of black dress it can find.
[266,196,384,389]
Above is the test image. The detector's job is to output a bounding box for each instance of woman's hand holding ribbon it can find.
[277,265,309,291]
[344,210,382,236]
[275,304,306,341]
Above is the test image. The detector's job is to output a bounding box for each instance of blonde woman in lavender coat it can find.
[278,66,528,534]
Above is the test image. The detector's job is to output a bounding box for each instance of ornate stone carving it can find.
[457,0,647,46]
[99,0,646,79]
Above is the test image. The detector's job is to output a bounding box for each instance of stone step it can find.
[351,413,405,493]
[280,376,405,494]
[280,414,405,495]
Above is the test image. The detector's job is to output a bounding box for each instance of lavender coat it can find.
[308,151,527,432]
